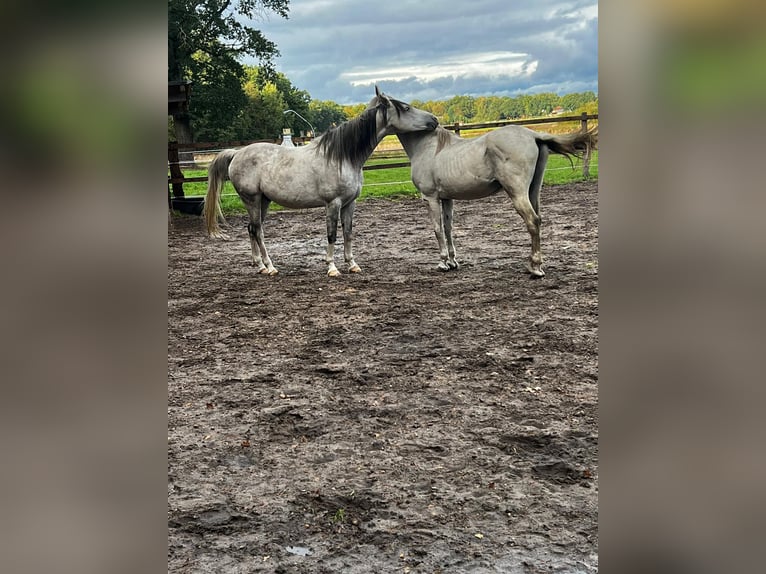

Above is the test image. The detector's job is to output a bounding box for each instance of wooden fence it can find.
[168,113,597,199]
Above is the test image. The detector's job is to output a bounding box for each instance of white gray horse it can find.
[204,87,438,276]
[397,112,597,276]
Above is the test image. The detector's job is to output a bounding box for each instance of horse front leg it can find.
[423,195,450,271]
[325,200,342,277]
[442,198,459,269]
[247,195,277,275]
[340,200,361,273]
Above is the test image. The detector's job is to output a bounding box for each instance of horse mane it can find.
[315,106,379,171]
[435,126,458,155]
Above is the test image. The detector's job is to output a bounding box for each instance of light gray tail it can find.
[529,127,598,214]
[204,149,238,238]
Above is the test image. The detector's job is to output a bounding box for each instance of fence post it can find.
[454,121,461,137]
[580,112,592,179]
[168,142,185,199]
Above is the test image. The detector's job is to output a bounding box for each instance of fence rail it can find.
[168,113,597,198]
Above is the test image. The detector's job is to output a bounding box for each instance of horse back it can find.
[228,143,361,208]
[484,126,541,164]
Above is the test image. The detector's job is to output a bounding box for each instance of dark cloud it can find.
[247,0,597,104]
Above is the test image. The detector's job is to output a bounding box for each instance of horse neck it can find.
[397,130,439,161]
[317,107,380,171]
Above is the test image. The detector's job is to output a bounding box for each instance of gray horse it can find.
[397,111,597,276]
[204,87,438,276]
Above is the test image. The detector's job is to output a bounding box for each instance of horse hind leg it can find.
[502,179,544,277]
[511,192,544,276]
[340,201,361,273]
[442,198,459,269]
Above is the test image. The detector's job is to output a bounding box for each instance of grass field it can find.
[171,149,598,215]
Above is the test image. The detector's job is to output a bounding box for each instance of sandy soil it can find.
[168,181,598,573]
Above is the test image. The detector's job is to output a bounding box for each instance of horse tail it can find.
[529,142,549,215]
[530,127,598,213]
[204,149,238,238]
[536,126,598,159]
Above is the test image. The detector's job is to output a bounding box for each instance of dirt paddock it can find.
[168,181,598,573]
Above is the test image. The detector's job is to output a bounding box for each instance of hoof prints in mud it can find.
[532,461,593,485]
[170,504,254,535]
[495,431,597,485]
[169,182,598,573]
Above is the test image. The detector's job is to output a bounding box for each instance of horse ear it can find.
[374,85,390,106]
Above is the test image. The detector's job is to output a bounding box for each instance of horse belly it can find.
[263,183,327,209]
[258,164,331,209]
[435,171,501,200]
[263,172,360,209]
[432,148,501,200]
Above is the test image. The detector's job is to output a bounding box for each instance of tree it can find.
[168,0,290,141]
[342,103,367,120]
[234,82,287,140]
[309,101,348,134]
[445,95,476,123]
[428,100,447,122]
[561,91,597,112]
[243,67,311,136]
[474,96,494,122]
[575,100,599,115]
[243,67,310,111]
[531,92,560,116]
[186,51,248,142]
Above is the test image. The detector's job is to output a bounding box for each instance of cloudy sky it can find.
[244,0,598,105]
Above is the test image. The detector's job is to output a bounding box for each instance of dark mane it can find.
[315,106,379,171]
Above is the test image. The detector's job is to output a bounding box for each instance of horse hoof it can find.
[348,265,362,273]
[328,269,341,277]
[526,259,545,277]
[268,268,279,276]
[258,267,270,274]
[437,262,450,272]
[448,260,460,270]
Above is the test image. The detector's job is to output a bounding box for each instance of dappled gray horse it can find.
[397,113,597,276]
[204,87,438,276]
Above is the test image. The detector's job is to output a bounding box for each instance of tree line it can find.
[170,63,598,143]
[168,0,597,143]
[341,92,598,128]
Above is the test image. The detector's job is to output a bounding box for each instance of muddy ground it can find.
[168,181,598,573]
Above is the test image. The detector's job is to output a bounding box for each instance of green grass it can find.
[543,150,599,185]
[171,150,597,215]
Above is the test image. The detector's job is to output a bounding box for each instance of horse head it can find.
[371,85,438,140]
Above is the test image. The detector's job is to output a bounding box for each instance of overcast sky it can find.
[244,0,598,105]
